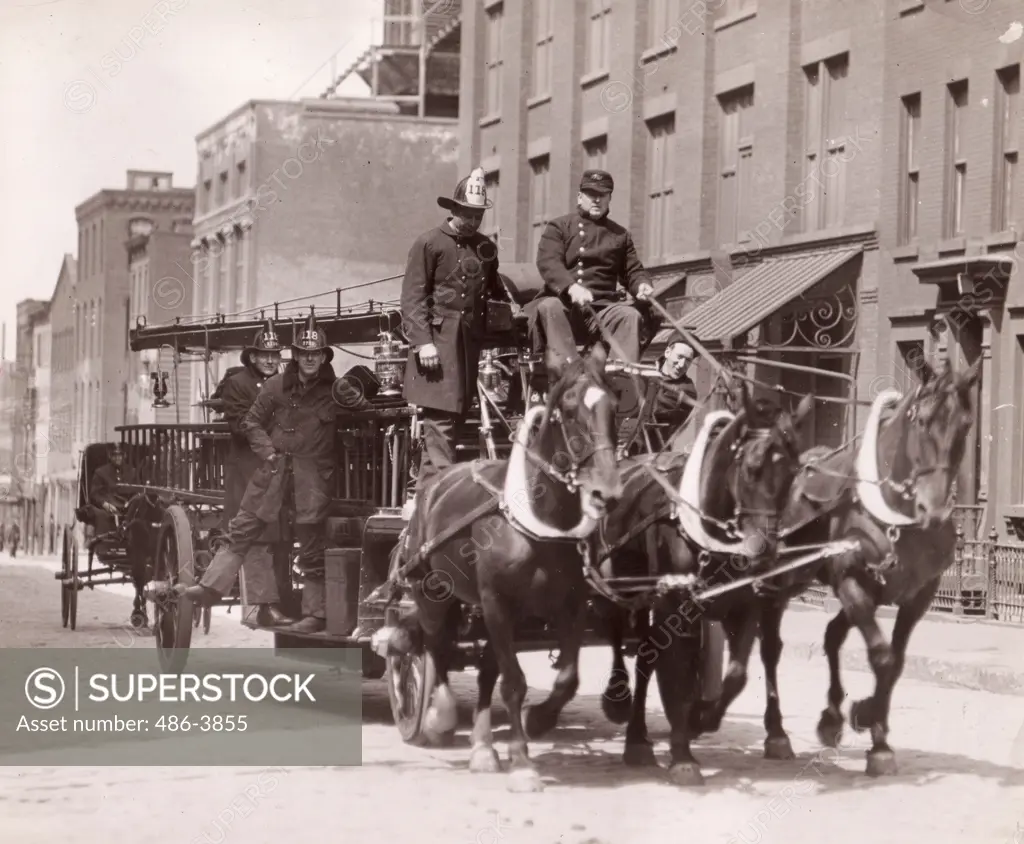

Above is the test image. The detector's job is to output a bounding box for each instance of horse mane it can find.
[698,408,747,515]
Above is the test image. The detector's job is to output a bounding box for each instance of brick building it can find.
[458,0,887,450]
[186,98,460,413]
[878,0,1024,539]
[47,254,77,532]
[66,170,194,476]
[125,216,195,425]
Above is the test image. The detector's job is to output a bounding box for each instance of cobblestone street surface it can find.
[2,556,1022,844]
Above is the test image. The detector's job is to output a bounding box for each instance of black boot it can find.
[255,604,297,627]
[286,616,326,634]
[177,584,222,607]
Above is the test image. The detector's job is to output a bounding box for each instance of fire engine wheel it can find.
[385,606,435,746]
[153,505,195,673]
[192,551,213,635]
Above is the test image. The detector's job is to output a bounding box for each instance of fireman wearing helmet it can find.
[181,313,372,634]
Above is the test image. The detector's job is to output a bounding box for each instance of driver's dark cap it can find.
[580,169,614,195]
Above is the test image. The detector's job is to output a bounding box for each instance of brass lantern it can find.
[373,330,407,397]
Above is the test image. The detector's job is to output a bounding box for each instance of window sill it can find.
[641,43,677,65]
[478,114,501,128]
[580,69,610,89]
[937,236,966,254]
[985,229,1020,249]
[890,243,919,262]
[714,4,757,32]
[526,93,551,110]
[898,0,924,16]
[483,0,503,10]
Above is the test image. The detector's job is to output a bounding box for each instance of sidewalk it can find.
[782,600,1024,696]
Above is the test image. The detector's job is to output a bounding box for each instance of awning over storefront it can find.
[653,245,863,345]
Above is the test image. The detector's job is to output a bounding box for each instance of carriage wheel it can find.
[152,505,195,673]
[385,607,436,746]
[202,605,212,635]
[60,527,71,628]
[68,539,80,631]
[192,551,213,633]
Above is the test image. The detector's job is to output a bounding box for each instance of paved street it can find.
[1,557,1022,844]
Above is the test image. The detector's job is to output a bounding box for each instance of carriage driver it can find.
[90,442,139,537]
[527,169,656,369]
[200,321,295,628]
[180,314,372,634]
[399,166,510,520]
[651,340,699,429]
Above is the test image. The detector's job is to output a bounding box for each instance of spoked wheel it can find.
[60,527,71,628]
[192,551,213,635]
[385,606,435,746]
[152,505,195,673]
[68,537,80,631]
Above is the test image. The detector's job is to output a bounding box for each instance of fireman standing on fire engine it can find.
[399,166,509,519]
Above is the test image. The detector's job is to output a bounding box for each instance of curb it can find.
[783,604,1024,697]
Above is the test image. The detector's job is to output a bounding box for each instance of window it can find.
[803,53,849,231]
[237,161,248,196]
[203,179,212,213]
[484,4,504,116]
[585,0,612,76]
[895,340,925,396]
[98,219,103,271]
[945,79,968,238]
[717,85,754,246]
[220,236,231,312]
[383,0,418,46]
[482,171,500,240]
[1016,335,1024,502]
[533,0,554,98]
[648,0,680,46]
[529,156,551,259]
[584,135,608,170]
[898,93,921,245]
[217,171,228,207]
[646,115,676,260]
[995,65,1019,233]
[234,230,246,313]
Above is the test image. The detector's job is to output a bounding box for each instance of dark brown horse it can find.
[706,353,980,777]
[386,345,623,792]
[591,384,813,784]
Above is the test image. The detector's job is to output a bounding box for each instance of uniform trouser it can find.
[415,408,467,495]
[531,297,647,366]
[92,508,116,537]
[202,509,328,617]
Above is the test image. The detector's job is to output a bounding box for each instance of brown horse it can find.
[592,384,813,784]
[707,353,980,777]
[386,345,623,792]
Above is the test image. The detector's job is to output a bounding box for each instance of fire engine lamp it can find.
[373,330,406,397]
[151,371,172,408]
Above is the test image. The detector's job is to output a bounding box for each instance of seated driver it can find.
[90,443,138,536]
[651,340,699,429]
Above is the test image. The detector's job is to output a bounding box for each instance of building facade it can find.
[126,218,195,425]
[72,170,194,459]
[459,0,886,452]
[186,98,459,412]
[878,0,1024,539]
[47,254,77,533]
[31,314,53,553]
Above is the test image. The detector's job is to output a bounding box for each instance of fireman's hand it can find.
[567,283,593,307]
[417,343,440,370]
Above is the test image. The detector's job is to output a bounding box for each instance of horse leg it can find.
[652,603,704,786]
[623,610,658,766]
[816,609,852,748]
[479,589,542,792]
[468,641,502,773]
[759,599,794,760]
[600,606,632,725]
[421,599,461,746]
[853,579,939,777]
[696,608,759,735]
[524,595,586,739]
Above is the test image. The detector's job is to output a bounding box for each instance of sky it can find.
[0,0,381,360]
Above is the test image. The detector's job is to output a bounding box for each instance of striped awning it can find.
[657,246,863,345]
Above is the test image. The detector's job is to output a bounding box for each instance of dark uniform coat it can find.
[240,362,368,525]
[90,463,139,510]
[400,221,507,414]
[535,211,651,303]
[651,374,698,428]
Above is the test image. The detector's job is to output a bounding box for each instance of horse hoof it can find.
[764,735,795,761]
[816,710,844,748]
[623,742,658,767]
[469,746,502,774]
[507,767,544,793]
[865,750,898,777]
[423,727,456,747]
[849,699,872,733]
[601,691,632,725]
[523,705,556,740]
[667,762,705,787]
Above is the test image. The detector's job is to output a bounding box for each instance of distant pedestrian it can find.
[8,523,20,558]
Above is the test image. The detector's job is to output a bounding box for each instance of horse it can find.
[588,382,814,784]
[386,343,623,792]
[703,352,980,777]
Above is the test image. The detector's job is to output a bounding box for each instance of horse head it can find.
[712,383,813,565]
[883,353,979,529]
[543,342,623,521]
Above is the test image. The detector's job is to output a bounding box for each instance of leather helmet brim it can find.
[437,196,492,212]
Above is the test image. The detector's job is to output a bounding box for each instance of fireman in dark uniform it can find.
[181,314,371,634]
[399,166,509,519]
[652,340,699,429]
[202,322,294,627]
[528,169,655,369]
[89,443,139,537]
